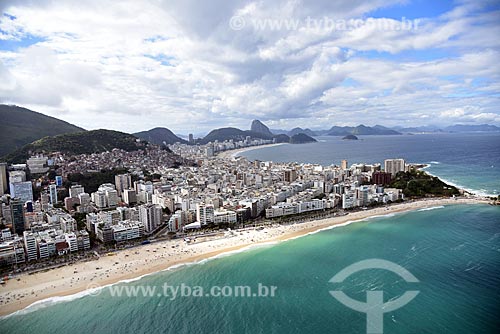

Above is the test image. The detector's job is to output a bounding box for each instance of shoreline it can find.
[420,164,498,198]
[0,197,490,317]
[222,144,498,198]
[216,143,286,159]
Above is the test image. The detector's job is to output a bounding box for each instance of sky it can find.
[0,0,499,134]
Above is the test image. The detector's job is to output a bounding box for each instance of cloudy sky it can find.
[0,0,499,134]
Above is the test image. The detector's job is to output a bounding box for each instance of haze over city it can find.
[0,0,499,133]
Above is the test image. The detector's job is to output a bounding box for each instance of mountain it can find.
[371,125,402,134]
[200,127,273,144]
[392,126,441,133]
[342,134,358,140]
[288,127,317,137]
[269,128,289,135]
[325,126,350,136]
[0,104,85,157]
[327,125,401,136]
[250,120,274,137]
[134,127,188,145]
[4,129,148,163]
[273,134,291,143]
[289,133,317,144]
[392,124,500,133]
[270,127,317,136]
[444,124,500,132]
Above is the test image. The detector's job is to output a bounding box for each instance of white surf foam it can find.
[422,166,497,197]
[1,203,459,319]
[418,206,445,212]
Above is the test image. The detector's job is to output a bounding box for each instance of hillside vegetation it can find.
[0,104,85,156]
[390,170,460,197]
[4,129,148,163]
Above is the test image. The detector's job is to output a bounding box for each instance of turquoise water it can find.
[1,204,499,333]
[237,133,500,196]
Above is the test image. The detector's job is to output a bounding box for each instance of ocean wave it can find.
[287,220,356,240]
[429,161,441,164]
[0,203,478,319]
[362,213,396,220]
[1,241,282,319]
[418,206,445,212]
[1,288,102,319]
[290,212,404,240]
[422,168,498,197]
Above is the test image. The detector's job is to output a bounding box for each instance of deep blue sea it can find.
[1,132,499,334]
[0,205,499,333]
[238,133,500,196]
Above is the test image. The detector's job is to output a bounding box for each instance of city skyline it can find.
[0,0,499,133]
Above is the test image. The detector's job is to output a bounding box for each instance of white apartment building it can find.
[111,221,145,242]
[65,233,78,252]
[196,203,214,225]
[23,231,38,261]
[214,210,237,224]
[69,185,85,198]
[139,204,162,233]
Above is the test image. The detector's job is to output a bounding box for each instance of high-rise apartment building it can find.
[11,198,25,236]
[69,185,85,198]
[115,174,132,196]
[341,159,348,170]
[384,159,406,177]
[139,204,162,233]
[0,162,7,195]
[49,184,58,204]
[196,203,215,225]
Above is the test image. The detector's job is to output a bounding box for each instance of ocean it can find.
[237,132,500,196]
[1,205,499,333]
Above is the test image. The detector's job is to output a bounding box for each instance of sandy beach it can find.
[0,196,490,317]
[217,143,286,159]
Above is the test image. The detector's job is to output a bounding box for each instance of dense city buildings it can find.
[0,141,416,268]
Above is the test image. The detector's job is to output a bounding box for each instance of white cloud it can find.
[0,0,498,133]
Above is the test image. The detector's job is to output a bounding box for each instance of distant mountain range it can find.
[273,123,500,136]
[199,121,317,144]
[271,124,401,136]
[0,104,85,157]
[1,105,499,162]
[271,127,318,136]
[199,127,272,144]
[443,124,500,132]
[392,124,500,133]
[4,129,149,164]
[322,124,401,136]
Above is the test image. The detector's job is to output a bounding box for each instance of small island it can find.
[342,134,358,140]
[289,133,317,144]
